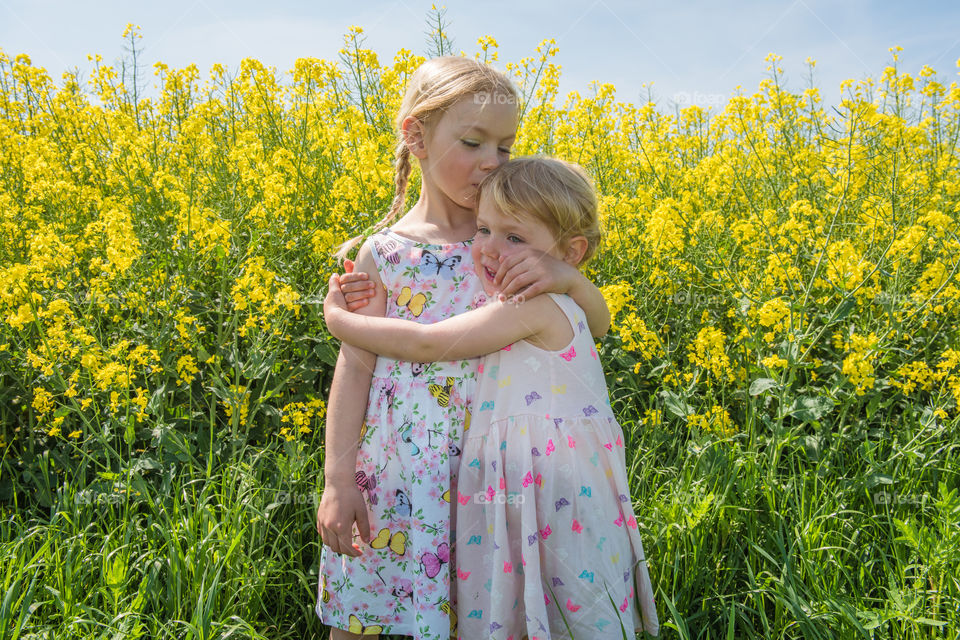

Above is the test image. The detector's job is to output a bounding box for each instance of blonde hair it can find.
[478,157,601,265]
[336,56,518,259]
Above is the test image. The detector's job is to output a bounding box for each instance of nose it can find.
[479,145,500,172]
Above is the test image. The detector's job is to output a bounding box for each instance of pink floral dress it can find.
[455,293,660,639]
[317,230,484,639]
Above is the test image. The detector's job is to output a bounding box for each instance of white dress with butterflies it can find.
[455,293,659,639]
[317,230,484,639]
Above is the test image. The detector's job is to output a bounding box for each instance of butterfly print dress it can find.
[318,230,484,639]
[456,293,659,639]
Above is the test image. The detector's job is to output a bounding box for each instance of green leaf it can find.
[749,377,778,396]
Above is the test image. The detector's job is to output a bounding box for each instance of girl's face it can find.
[471,198,567,297]
[414,94,517,211]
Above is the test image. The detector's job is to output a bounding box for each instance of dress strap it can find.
[544,292,585,337]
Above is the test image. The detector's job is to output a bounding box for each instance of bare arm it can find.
[316,243,386,557]
[494,249,611,337]
[324,274,555,362]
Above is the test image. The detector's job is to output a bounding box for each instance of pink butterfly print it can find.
[627,515,638,529]
[620,588,633,612]
[604,442,614,451]
[457,567,471,580]
[571,519,583,533]
[457,491,470,505]
[503,561,512,573]
[545,439,555,455]
[486,485,495,501]
[355,471,378,505]
[501,344,512,351]
[566,598,581,612]
[590,346,597,360]
[499,477,506,490]
[374,239,401,265]
[391,578,413,600]
[539,525,552,540]
[559,346,576,361]
[614,513,625,527]
[420,543,450,579]
[616,435,624,447]
[567,435,576,448]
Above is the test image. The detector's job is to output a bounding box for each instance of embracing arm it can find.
[494,250,611,338]
[324,275,554,362]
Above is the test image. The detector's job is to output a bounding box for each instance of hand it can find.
[338,258,376,312]
[494,248,577,301]
[316,480,372,557]
[323,274,349,336]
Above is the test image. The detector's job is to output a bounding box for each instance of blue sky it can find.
[1,0,958,110]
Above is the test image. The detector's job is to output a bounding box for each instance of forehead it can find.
[440,95,518,136]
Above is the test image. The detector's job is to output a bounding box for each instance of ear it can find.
[401,115,427,159]
[563,235,589,266]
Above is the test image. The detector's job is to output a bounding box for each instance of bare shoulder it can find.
[517,294,575,350]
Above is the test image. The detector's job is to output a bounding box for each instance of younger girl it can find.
[324,157,660,639]
[315,58,612,639]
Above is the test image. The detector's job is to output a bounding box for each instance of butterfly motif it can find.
[589,451,599,466]
[619,493,629,502]
[396,286,427,317]
[614,513,625,527]
[596,536,607,550]
[554,417,564,428]
[527,532,538,545]
[501,344,512,351]
[374,238,401,265]
[395,489,412,516]
[348,614,383,635]
[487,365,499,379]
[551,384,567,394]
[503,561,513,573]
[448,442,461,457]
[524,356,541,371]
[485,485,495,501]
[559,346,576,361]
[627,516,638,529]
[552,576,565,587]
[457,567,471,580]
[616,435,624,447]
[497,375,512,388]
[419,250,461,278]
[370,528,406,556]
[355,470,378,505]
[440,600,457,634]
[524,391,541,406]
[420,542,449,578]
[591,346,598,360]
[468,457,480,468]
[555,497,570,511]
[571,519,583,533]
[620,594,630,612]
[579,570,595,583]
[595,619,611,631]
[399,421,420,456]
[567,435,575,447]
[545,439,555,455]
[583,405,599,416]
[479,400,495,411]
[580,486,592,497]
[489,622,502,632]
[566,598,582,612]
[531,447,541,456]
[457,491,470,505]
[467,610,482,619]
[578,319,587,333]
[411,362,427,376]
[539,524,552,540]
[429,377,454,407]
[604,442,614,451]
[467,535,482,545]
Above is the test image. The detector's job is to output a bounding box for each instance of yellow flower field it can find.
[1,21,959,639]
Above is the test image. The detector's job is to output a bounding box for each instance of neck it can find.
[393,182,478,243]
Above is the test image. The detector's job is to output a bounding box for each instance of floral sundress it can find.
[317,229,484,639]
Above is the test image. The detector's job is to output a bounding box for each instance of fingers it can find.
[356,505,372,544]
[343,258,355,273]
[320,523,362,557]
